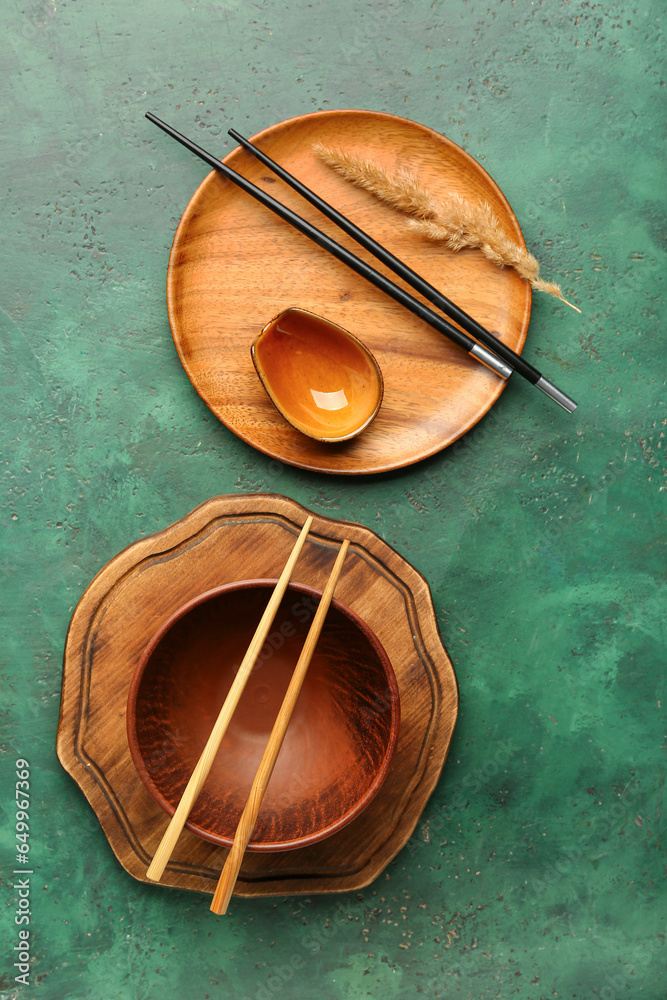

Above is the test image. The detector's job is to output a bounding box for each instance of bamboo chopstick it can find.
[210,538,350,915]
[145,515,314,883]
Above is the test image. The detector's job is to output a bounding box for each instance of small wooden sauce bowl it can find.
[127,580,400,852]
[251,307,383,442]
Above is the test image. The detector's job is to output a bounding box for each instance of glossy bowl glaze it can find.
[127,580,400,852]
[251,307,383,442]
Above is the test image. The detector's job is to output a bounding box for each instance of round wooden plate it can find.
[57,494,459,899]
[166,109,531,475]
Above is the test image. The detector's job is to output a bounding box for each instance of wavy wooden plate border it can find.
[57,494,459,897]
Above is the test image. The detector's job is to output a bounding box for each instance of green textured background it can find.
[1,1,665,998]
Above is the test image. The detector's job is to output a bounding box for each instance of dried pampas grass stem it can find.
[314,143,579,312]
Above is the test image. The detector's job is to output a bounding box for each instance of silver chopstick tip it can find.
[470,342,513,380]
[536,377,578,413]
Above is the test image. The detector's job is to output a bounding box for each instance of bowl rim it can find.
[126,578,401,852]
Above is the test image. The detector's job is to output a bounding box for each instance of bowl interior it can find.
[127,580,399,851]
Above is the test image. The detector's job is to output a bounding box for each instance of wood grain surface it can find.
[166,109,531,474]
[57,494,459,898]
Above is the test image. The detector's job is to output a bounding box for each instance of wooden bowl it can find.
[126,580,400,852]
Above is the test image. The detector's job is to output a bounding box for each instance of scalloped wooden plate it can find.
[166,109,530,474]
[57,494,459,898]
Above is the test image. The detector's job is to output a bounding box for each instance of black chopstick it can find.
[146,112,512,382]
[228,128,577,414]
